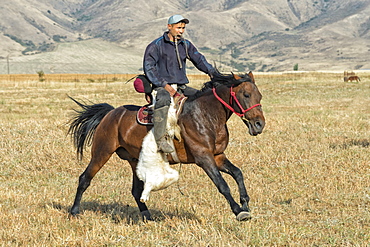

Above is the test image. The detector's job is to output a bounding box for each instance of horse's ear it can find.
[233,73,242,80]
[248,71,255,83]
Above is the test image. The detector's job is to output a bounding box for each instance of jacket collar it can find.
[163,31,185,43]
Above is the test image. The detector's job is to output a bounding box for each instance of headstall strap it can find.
[212,86,261,118]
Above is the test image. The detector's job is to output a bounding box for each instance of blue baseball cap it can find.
[168,14,189,24]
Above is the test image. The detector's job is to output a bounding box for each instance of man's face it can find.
[168,22,186,40]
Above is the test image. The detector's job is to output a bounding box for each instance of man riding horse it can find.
[143,14,216,153]
[68,15,265,221]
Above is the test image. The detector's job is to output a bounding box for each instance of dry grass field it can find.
[0,72,369,246]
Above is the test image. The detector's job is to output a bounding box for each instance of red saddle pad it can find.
[137,105,154,125]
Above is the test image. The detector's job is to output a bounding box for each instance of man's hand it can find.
[164,84,177,96]
[173,92,187,113]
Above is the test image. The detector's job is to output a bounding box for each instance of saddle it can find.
[136,94,187,125]
[137,105,154,125]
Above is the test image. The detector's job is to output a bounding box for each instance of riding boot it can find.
[153,106,174,153]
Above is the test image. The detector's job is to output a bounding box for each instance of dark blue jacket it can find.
[143,31,215,87]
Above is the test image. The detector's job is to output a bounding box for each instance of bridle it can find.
[212,86,261,121]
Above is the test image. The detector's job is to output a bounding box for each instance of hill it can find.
[0,0,369,73]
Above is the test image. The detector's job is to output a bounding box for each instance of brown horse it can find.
[347,75,361,82]
[68,71,265,221]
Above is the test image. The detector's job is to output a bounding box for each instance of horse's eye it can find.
[244,93,250,98]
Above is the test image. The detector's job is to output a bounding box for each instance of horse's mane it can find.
[188,71,252,101]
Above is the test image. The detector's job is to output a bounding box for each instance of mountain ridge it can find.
[1,0,369,73]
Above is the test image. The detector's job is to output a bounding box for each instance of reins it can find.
[212,87,261,119]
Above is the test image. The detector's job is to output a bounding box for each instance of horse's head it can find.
[211,71,265,136]
[233,72,265,136]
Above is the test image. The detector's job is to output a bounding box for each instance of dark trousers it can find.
[154,85,198,109]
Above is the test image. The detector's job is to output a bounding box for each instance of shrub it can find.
[293,63,299,71]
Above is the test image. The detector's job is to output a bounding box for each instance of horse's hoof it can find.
[68,211,81,219]
[141,210,153,222]
[70,208,79,216]
[236,211,252,221]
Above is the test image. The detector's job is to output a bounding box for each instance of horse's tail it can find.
[358,76,361,81]
[67,96,115,160]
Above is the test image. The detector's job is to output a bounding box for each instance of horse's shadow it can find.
[330,138,370,149]
[51,201,200,224]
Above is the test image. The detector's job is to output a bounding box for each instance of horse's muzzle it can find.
[243,118,265,136]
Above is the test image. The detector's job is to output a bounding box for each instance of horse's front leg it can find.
[215,154,251,213]
[197,156,251,221]
[129,161,153,221]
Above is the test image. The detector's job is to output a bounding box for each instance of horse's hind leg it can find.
[70,147,114,216]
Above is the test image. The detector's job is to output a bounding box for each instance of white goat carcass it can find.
[136,89,181,202]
